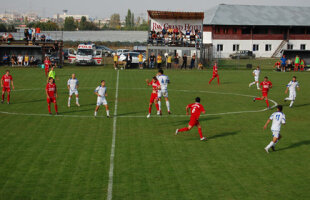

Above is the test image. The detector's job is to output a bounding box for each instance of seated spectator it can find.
[40,34,46,42]
[46,34,52,41]
[300,59,305,71]
[287,58,292,70]
[17,54,23,66]
[168,28,173,35]
[162,28,167,35]
[280,55,287,72]
[24,54,29,66]
[2,33,8,42]
[30,56,35,66]
[2,53,9,65]
[24,29,29,41]
[7,33,14,42]
[173,27,179,35]
[274,61,281,71]
[35,27,41,40]
[198,62,203,70]
[11,54,17,66]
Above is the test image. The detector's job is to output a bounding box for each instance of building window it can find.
[215,28,220,34]
[287,44,293,50]
[300,44,306,50]
[233,44,240,51]
[265,44,272,51]
[223,28,228,34]
[217,44,223,52]
[253,44,259,51]
[233,28,237,34]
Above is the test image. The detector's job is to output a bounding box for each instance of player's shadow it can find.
[172,116,220,126]
[292,103,310,108]
[117,111,146,116]
[277,140,310,151]
[208,131,240,140]
[60,109,93,114]
[14,99,45,104]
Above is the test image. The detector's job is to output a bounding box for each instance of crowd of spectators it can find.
[148,28,202,47]
[0,33,14,42]
[275,55,308,72]
[148,52,202,69]
[0,53,38,66]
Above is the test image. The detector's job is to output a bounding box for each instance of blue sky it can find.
[2,0,310,19]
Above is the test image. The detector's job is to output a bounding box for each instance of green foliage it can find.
[78,16,98,31]
[110,13,121,29]
[28,21,59,31]
[0,23,7,32]
[64,17,77,31]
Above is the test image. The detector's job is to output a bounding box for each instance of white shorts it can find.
[254,77,259,82]
[272,131,280,138]
[289,91,296,100]
[69,89,78,96]
[97,97,107,106]
[158,89,168,98]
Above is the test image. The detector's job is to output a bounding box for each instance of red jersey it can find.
[260,81,272,93]
[46,83,57,97]
[148,80,160,93]
[44,60,51,69]
[213,65,218,75]
[188,103,205,119]
[1,74,13,88]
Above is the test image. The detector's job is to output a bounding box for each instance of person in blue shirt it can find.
[280,55,287,72]
[2,53,9,65]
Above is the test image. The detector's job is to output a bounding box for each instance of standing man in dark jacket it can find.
[181,53,187,69]
[125,53,132,69]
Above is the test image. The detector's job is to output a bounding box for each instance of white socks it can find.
[289,101,294,107]
[76,98,79,104]
[158,101,161,111]
[94,111,97,116]
[106,110,110,116]
[256,83,259,89]
[249,82,255,86]
[166,101,170,112]
[68,97,71,105]
[266,141,275,150]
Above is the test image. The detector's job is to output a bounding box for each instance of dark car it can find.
[230,50,255,59]
[96,45,115,57]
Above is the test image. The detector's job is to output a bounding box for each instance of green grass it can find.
[0,65,310,200]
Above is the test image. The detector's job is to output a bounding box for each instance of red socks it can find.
[7,94,10,102]
[54,104,58,113]
[217,77,220,85]
[208,78,214,84]
[148,105,152,114]
[266,100,269,107]
[155,103,159,111]
[178,127,189,132]
[198,128,203,139]
[48,104,51,113]
[255,97,263,100]
[1,93,4,101]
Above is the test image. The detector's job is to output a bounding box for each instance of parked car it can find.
[116,49,130,56]
[118,52,146,66]
[96,45,115,57]
[229,50,255,59]
[63,48,69,60]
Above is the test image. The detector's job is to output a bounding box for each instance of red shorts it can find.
[47,97,56,104]
[212,74,219,78]
[262,92,268,97]
[2,87,11,92]
[189,116,199,127]
[149,93,158,103]
[295,63,299,67]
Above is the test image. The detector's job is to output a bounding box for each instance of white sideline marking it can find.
[107,70,119,200]
[0,89,278,118]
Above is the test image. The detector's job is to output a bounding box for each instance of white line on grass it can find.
[107,70,119,200]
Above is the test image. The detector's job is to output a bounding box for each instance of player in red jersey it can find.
[44,56,51,77]
[175,97,207,141]
[1,70,14,104]
[146,76,161,118]
[209,61,220,85]
[253,76,273,109]
[46,77,58,115]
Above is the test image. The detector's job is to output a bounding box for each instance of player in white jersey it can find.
[263,105,286,153]
[249,66,260,89]
[156,69,171,115]
[94,80,110,117]
[67,74,80,107]
[284,76,300,108]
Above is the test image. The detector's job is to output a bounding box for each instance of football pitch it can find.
[0,66,309,200]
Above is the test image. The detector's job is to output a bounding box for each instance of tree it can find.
[125,9,135,28]
[110,13,120,29]
[0,24,7,32]
[79,16,87,30]
[64,17,77,31]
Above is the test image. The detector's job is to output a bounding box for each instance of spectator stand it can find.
[147,10,210,68]
[281,50,310,71]
[0,39,64,67]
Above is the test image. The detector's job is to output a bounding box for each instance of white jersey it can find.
[67,78,79,90]
[157,74,170,90]
[95,86,107,97]
[253,69,260,81]
[269,111,286,132]
[287,81,299,92]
